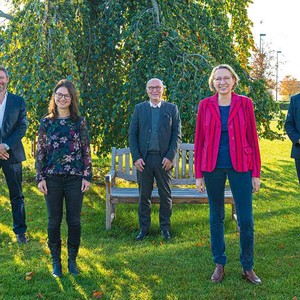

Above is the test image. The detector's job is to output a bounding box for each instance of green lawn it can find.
[0,135,299,300]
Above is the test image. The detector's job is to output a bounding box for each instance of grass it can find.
[0,132,299,300]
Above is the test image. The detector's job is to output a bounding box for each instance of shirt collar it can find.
[149,100,162,108]
[0,92,8,106]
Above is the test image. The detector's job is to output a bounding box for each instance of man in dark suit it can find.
[129,78,181,241]
[0,65,28,244]
[285,92,300,183]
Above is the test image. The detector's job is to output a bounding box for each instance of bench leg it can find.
[106,199,116,230]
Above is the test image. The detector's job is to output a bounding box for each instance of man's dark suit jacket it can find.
[1,92,27,164]
[285,93,300,159]
[129,100,182,163]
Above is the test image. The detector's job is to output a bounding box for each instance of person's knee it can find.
[48,218,62,229]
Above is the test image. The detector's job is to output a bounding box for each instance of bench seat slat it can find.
[110,188,233,204]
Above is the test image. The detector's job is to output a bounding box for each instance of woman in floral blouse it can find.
[36,79,92,277]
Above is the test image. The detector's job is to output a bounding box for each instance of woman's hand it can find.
[196,178,206,193]
[81,178,91,192]
[252,177,260,193]
[38,180,48,195]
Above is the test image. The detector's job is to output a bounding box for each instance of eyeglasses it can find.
[214,76,232,83]
[55,92,71,100]
[147,86,163,92]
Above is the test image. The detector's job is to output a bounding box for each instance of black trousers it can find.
[137,153,172,231]
[45,175,83,245]
[0,161,27,234]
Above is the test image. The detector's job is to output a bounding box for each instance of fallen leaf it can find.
[292,297,297,300]
[25,271,35,281]
[278,242,284,249]
[37,292,43,298]
[196,242,203,247]
[92,291,103,298]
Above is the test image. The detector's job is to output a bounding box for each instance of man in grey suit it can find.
[285,92,300,183]
[129,78,181,241]
[0,65,28,244]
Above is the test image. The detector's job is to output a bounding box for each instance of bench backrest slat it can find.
[111,143,196,185]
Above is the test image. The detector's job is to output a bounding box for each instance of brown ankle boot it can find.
[211,264,224,283]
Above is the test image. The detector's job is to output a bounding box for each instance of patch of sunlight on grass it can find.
[150,274,162,284]
[166,294,179,300]
[69,276,89,300]
[0,223,14,237]
[123,268,140,281]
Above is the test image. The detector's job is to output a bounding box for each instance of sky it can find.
[248,0,300,81]
[1,1,299,81]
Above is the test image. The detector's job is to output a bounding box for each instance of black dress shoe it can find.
[211,264,224,283]
[16,233,28,244]
[242,269,262,285]
[135,231,149,241]
[161,230,171,241]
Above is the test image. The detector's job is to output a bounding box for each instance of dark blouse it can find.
[35,116,92,182]
[216,105,233,168]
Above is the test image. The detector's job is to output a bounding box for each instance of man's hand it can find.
[134,158,145,172]
[162,157,173,171]
[0,144,9,160]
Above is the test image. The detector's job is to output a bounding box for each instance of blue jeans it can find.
[204,168,254,270]
[45,175,83,246]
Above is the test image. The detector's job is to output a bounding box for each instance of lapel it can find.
[158,100,166,128]
[207,94,221,125]
[1,92,11,127]
[143,101,151,125]
[228,92,242,123]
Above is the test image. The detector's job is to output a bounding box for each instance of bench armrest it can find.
[105,170,116,183]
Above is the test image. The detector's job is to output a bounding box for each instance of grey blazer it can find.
[1,92,27,163]
[129,100,182,163]
[285,93,300,159]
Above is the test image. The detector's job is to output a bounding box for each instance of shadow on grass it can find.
[0,155,299,299]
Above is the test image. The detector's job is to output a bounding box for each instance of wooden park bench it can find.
[105,143,236,230]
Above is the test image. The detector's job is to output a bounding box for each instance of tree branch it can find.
[150,0,160,26]
[0,10,14,20]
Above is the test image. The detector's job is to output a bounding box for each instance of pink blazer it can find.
[194,92,261,178]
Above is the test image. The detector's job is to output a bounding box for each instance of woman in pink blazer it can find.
[194,64,261,284]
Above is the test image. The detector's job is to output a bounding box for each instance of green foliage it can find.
[0,0,284,154]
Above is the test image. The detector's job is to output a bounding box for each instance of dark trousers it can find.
[0,161,27,234]
[137,153,172,231]
[204,168,254,270]
[45,175,83,246]
[295,159,300,183]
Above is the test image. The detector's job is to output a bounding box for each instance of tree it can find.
[0,0,285,154]
[279,75,300,100]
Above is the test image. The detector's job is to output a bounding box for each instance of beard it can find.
[0,83,7,93]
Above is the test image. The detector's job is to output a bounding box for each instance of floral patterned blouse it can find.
[35,116,92,182]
